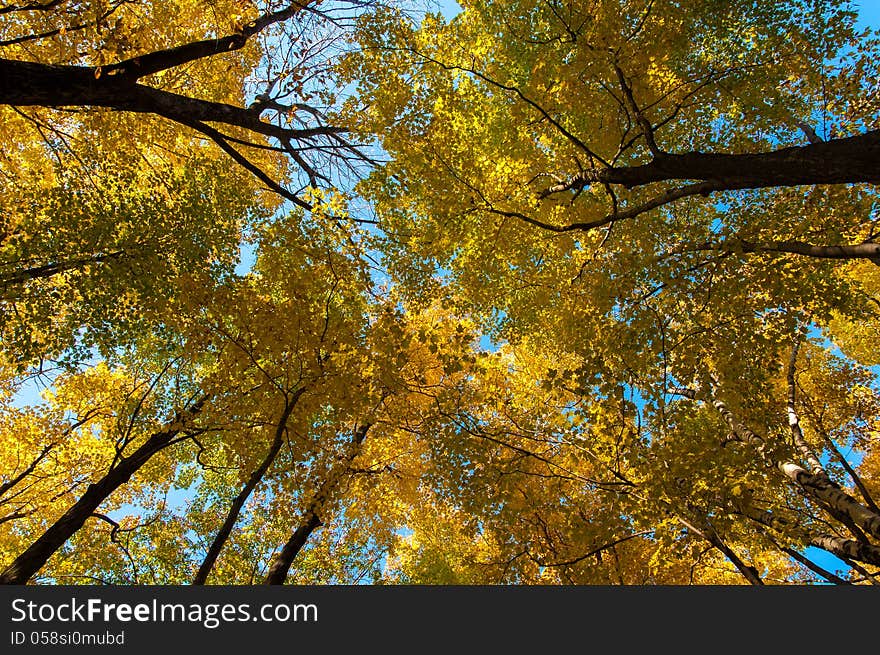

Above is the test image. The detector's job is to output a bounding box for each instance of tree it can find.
[347,1,880,268]
[0,203,488,585]
[0,351,209,584]
[0,1,368,204]
[340,0,880,583]
[0,0,372,366]
[3,0,880,586]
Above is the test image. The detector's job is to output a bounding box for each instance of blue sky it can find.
[437,0,462,19]
[856,0,880,28]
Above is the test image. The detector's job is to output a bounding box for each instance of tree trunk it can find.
[710,391,880,541]
[0,58,339,140]
[262,513,323,585]
[778,462,880,541]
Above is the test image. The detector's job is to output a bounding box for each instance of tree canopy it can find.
[1,0,879,585]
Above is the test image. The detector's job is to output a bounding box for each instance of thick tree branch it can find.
[103,2,317,80]
[739,505,852,583]
[709,390,880,541]
[0,1,359,204]
[810,534,880,568]
[0,58,349,144]
[673,386,880,543]
[669,239,880,264]
[800,397,880,514]
[543,129,880,195]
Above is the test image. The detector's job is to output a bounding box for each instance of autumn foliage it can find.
[1,0,879,585]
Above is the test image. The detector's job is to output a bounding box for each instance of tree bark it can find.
[556,129,880,192]
[0,58,339,141]
[777,462,880,541]
[262,513,323,585]
[709,391,880,541]
[0,1,350,205]
[673,240,880,264]
[786,339,826,477]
